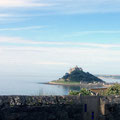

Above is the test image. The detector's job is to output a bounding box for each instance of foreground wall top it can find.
[0,96,100,106]
[0,95,120,106]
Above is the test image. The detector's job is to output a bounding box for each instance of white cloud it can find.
[35,62,69,65]
[0,36,30,44]
[0,36,120,49]
[0,36,120,74]
[0,0,120,23]
[0,14,12,17]
[37,0,120,14]
[0,45,120,65]
[54,0,120,14]
[0,0,120,14]
[65,30,120,37]
[0,0,52,8]
[0,26,45,31]
[0,45,120,74]
[0,14,13,21]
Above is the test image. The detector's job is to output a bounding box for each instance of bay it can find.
[0,75,119,96]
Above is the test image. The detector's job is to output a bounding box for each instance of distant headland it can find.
[48,66,105,86]
[96,74,120,80]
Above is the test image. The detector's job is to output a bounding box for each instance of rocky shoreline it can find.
[42,81,111,89]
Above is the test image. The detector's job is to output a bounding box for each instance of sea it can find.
[0,75,119,96]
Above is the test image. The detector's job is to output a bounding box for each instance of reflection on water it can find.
[0,76,119,95]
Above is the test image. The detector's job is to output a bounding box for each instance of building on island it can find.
[69,66,83,74]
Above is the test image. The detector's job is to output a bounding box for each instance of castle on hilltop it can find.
[54,65,104,83]
[69,66,83,74]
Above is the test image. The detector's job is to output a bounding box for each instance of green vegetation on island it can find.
[51,66,104,85]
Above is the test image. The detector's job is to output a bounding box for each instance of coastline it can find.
[46,82,82,86]
[42,81,110,88]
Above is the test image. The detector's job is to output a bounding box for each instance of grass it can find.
[51,80,81,85]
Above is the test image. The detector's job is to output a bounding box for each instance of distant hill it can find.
[54,66,105,83]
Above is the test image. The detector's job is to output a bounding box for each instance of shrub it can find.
[106,84,120,95]
[80,88,91,96]
[69,90,80,95]
[69,88,91,96]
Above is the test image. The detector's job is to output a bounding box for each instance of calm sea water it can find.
[0,75,119,95]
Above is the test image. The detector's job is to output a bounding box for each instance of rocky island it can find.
[49,66,105,86]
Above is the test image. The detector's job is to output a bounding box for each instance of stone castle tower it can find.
[69,66,83,74]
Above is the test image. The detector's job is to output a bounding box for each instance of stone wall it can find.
[0,96,120,120]
[0,96,100,120]
[100,96,120,120]
[0,104,84,120]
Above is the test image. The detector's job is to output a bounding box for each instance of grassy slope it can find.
[50,80,82,85]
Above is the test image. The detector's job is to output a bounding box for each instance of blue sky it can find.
[0,0,120,77]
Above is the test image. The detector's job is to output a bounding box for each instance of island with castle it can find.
[48,66,105,86]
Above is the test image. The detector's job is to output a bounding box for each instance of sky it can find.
[0,0,120,78]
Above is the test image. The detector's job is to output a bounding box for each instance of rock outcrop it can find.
[57,66,104,83]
